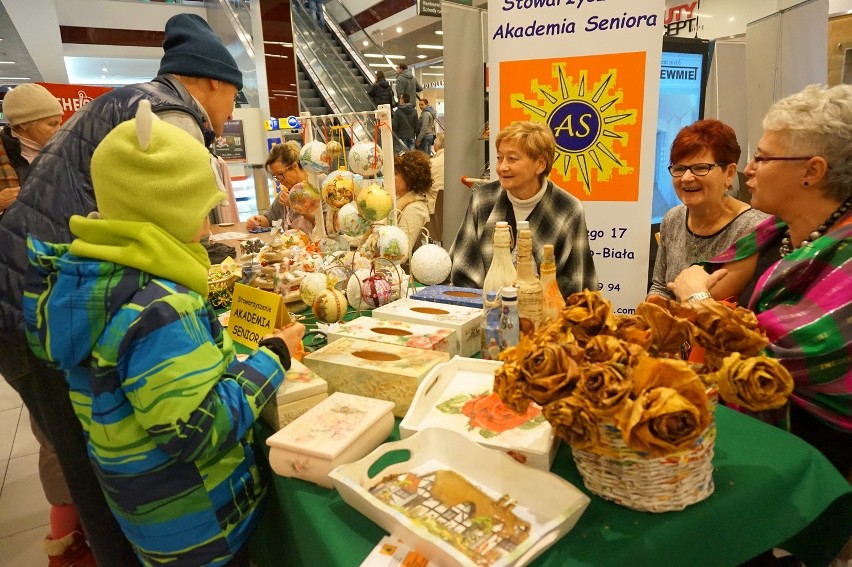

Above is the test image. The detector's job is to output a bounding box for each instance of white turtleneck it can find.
[506,179,547,221]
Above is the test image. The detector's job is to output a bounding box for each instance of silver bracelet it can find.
[687,291,712,303]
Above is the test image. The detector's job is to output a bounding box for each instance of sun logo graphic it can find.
[500,52,646,201]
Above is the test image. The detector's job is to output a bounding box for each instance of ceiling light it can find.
[0,77,32,81]
[435,30,443,35]
[362,40,368,46]
[431,66,444,69]
[421,73,444,76]
[368,63,396,68]
[364,53,404,59]
[396,27,403,33]
[417,55,427,59]
[0,61,16,65]
[416,44,443,50]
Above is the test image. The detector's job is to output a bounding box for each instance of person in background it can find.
[450,121,597,297]
[394,63,422,106]
[24,103,305,567]
[669,84,852,482]
[426,132,445,244]
[647,119,768,301]
[0,14,243,566]
[392,93,418,151]
[394,150,432,259]
[0,83,96,566]
[245,141,315,234]
[415,98,437,155]
[367,70,396,110]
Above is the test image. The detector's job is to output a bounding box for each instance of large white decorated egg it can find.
[355,183,393,222]
[375,225,409,265]
[348,142,383,177]
[300,140,331,173]
[410,243,452,285]
[299,272,330,306]
[321,169,357,209]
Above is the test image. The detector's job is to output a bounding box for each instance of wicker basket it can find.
[208,269,240,308]
[571,391,718,513]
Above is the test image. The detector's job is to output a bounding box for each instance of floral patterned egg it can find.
[300,140,331,173]
[355,183,393,222]
[282,228,311,248]
[321,169,357,208]
[410,243,452,285]
[348,142,383,177]
[361,275,393,309]
[299,272,330,306]
[288,182,321,216]
[337,202,371,237]
[375,225,409,264]
[345,268,372,310]
[312,289,347,323]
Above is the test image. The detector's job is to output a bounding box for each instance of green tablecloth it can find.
[249,406,852,567]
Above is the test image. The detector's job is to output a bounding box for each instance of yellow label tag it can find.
[228,283,291,348]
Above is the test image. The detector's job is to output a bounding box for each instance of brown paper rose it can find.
[520,341,583,381]
[614,315,654,350]
[493,360,531,413]
[631,357,710,416]
[542,395,599,450]
[584,335,645,366]
[615,387,708,456]
[576,362,633,417]
[636,299,695,356]
[560,290,617,344]
[685,301,769,370]
[708,353,794,411]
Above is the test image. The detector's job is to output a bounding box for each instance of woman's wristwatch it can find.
[686,291,712,303]
[258,337,292,370]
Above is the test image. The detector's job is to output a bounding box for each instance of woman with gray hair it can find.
[670,84,852,480]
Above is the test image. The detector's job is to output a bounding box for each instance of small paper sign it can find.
[228,283,291,348]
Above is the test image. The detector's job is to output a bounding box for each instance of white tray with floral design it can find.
[399,356,558,470]
[329,428,589,567]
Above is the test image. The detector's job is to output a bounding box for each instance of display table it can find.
[248,406,852,567]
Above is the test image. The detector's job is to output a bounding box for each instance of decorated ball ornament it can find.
[375,225,409,265]
[337,202,372,237]
[346,268,372,310]
[299,272,330,306]
[312,289,348,323]
[300,140,331,173]
[360,274,394,309]
[321,169,357,209]
[326,140,344,156]
[287,182,321,216]
[355,183,393,222]
[348,142,383,177]
[281,228,311,248]
[411,243,452,285]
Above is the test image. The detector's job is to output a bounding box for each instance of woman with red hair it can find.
[648,119,767,300]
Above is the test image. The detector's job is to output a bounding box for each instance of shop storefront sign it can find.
[36,82,112,123]
[417,0,442,17]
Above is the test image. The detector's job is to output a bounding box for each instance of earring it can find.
[803,181,809,187]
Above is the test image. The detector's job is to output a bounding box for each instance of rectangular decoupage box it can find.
[260,360,329,430]
[411,285,484,310]
[327,316,459,357]
[399,356,559,470]
[371,298,483,357]
[302,338,450,417]
[266,392,394,488]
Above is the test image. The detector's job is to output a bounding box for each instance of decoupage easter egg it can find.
[346,268,372,310]
[323,264,352,291]
[281,228,311,248]
[287,182,321,216]
[375,225,409,264]
[355,183,393,221]
[300,140,331,173]
[326,139,344,156]
[337,202,371,237]
[299,272,329,306]
[360,275,393,309]
[312,289,347,323]
[321,169,357,209]
[410,243,452,285]
[348,142,383,177]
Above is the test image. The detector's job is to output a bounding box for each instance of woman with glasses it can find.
[647,119,767,300]
[245,141,315,234]
[669,84,852,482]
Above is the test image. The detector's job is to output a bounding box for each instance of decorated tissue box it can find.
[327,317,459,357]
[261,393,328,430]
[302,338,450,417]
[266,392,395,488]
[371,298,483,357]
[260,360,329,429]
[399,356,558,470]
[411,285,484,310]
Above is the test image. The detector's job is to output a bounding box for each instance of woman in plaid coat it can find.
[449,121,597,297]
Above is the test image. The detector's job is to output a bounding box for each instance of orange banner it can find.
[37,82,113,123]
[499,52,646,202]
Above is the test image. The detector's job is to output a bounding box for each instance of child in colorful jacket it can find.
[23,101,304,566]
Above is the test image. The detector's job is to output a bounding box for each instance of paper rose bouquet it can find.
[494,291,794,457]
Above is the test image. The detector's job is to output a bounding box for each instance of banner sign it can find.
[36,82,112,123]
[215,119,247,162]
[489,0,665,313]
[228,283,291,349]
[417,0,442,17]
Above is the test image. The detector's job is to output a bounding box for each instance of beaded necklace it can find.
[779,196,852,257]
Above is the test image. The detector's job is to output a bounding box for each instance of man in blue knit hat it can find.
[0,13,243,567]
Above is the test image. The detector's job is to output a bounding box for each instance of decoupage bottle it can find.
[482,221,517,302]
[480,291,502,360]
[512,220,537,274]
[499,286,520,350]
[540,244,565,322]
[514,228,542,334]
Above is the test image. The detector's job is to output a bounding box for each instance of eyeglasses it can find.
[269,163,297,182]
[667,163,726,177]
[750,152,813,164]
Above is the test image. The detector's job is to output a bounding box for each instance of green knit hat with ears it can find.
[91,100,226,242]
